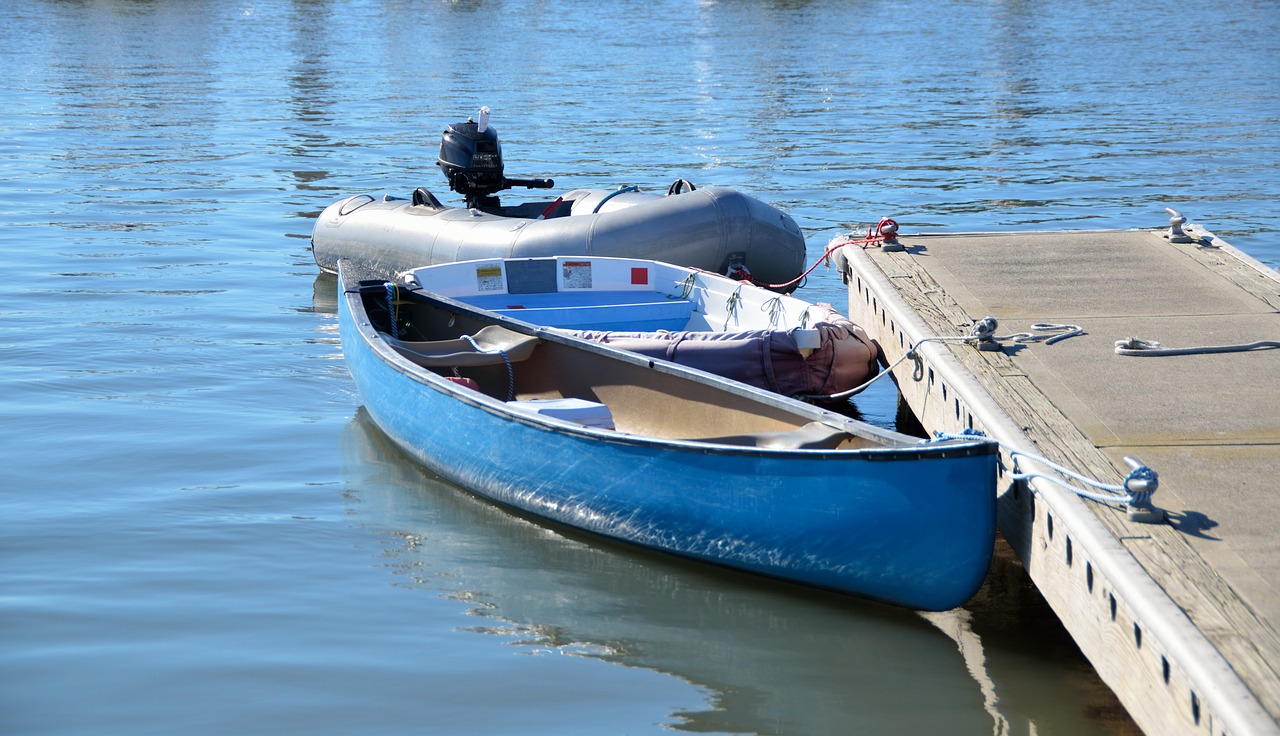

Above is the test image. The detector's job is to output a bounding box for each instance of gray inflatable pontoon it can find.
[311,109,808,287]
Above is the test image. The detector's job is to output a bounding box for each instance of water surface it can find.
[3,1,1276,734]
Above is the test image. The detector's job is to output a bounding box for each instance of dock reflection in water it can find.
[340,409,1129,735]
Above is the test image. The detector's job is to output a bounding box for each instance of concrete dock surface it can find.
[839,224,1279,735]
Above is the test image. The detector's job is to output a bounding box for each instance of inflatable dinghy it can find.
[312,108,807,287]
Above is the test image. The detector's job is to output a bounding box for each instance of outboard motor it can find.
[438,107,554,209]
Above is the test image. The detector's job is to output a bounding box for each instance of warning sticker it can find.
[562,260,593,289]
[474,265,504,292]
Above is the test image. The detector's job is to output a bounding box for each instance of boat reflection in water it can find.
[340,409,1005,735]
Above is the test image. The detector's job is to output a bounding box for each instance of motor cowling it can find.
[438,108,506,206]
[437,107,554,209]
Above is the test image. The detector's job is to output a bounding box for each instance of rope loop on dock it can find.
[1003,323,1084,345]
[973,318,1084,348]
[933,429,1160,510]
[1115,337,1280,357]
[959,317,1086,347]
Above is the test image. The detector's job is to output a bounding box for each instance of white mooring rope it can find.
[1115,337,1280,356]
[934,429,1161,518]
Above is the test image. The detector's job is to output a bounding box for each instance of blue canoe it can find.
[337,260,997,610]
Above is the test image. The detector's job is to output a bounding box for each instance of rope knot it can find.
[1115,337,1161,352]
[1123,464,1159,504]
[968,316,999,342]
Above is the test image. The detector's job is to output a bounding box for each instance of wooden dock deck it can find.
[837,221,1280,735]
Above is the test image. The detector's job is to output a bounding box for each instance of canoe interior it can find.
[358,281,900,450]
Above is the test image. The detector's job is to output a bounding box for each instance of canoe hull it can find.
[338,267,997,610]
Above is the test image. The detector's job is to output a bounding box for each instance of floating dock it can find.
[838,218,1279,735]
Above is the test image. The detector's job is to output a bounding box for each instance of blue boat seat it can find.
[388,325,541,367]
[694,421,852,450]
[466,291,694,332]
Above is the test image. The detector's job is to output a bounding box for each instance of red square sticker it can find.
[631,267,648,285]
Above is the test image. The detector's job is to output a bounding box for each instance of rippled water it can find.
[3,1,1276,734]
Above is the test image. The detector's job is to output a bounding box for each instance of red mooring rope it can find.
[733,217,900,291]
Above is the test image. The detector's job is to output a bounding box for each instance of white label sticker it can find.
[475,265,504,292]
[562,261,593,289]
